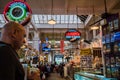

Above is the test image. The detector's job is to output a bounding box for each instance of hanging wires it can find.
[51,0,53,18]
[67,0,70,30]
[76,6,79,29]
[52,24,55,39]
[92,0,95,24]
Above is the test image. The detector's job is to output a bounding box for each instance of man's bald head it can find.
[2,22,25,36]
[1,22,26,50]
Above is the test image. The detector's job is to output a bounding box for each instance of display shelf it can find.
[102,13,120,79]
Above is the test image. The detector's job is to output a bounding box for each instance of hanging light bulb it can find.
[90,0,99,30]
[48,0,56,25]
[48,19,56,24]
[91,25,99,30]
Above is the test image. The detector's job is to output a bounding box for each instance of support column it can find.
[33,31,40,51]
[93,30,96,39]
[25,26,29,45]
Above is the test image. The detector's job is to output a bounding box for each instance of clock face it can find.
[12,7,23,17]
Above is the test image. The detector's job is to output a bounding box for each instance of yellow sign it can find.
[80,48,91,55]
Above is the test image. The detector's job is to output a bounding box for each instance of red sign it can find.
[60,40,64,53]
[65,29,81,42]
[66,32,80,36]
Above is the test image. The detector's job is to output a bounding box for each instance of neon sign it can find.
[65,29,81,42]
[3,1,32,26]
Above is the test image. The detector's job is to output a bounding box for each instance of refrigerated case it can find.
[74,72,117,80]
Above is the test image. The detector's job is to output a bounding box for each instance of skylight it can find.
[32,15,82,24]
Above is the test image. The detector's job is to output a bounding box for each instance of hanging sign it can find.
[42,38,51,53]
[3,0,32,26]
[80,48,91,55]
[65,29,81,42]
[42,43,51,52]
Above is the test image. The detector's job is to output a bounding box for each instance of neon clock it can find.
[65,29,81,42]
[3,0,32,26]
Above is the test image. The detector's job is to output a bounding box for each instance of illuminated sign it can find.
[65,29,81,42]
[3,1,32,26]
[42,47,51,52]
[114,32,120,41]
[42,43,51,52]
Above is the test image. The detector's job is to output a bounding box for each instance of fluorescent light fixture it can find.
[48,19,56,24]
[91,26,99,30]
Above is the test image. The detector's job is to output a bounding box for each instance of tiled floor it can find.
[47,73,66,80]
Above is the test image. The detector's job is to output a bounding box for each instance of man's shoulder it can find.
[0,41,10,48]
[0,42,11,51]
[0,43,7,47]
[0,42,9,48]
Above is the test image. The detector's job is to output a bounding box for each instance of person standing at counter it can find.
[0,22,26,80]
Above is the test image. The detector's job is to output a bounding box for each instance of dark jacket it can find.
[0,41,25,80]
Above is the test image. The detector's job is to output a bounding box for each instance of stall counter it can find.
[74,72,117,80]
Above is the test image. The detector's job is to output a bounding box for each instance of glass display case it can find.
[74,72,117,80]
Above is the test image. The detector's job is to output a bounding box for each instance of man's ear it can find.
[10,30,17,39]
[13,29,17,35]
[10,34,16,40]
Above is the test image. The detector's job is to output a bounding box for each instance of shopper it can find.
[0,22,26,80]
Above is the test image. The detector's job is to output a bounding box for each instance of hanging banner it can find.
[3,0,32,26]
[60,40,64,53]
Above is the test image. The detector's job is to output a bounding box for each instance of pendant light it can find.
[91,0,99,30]
[48,0,56,24]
